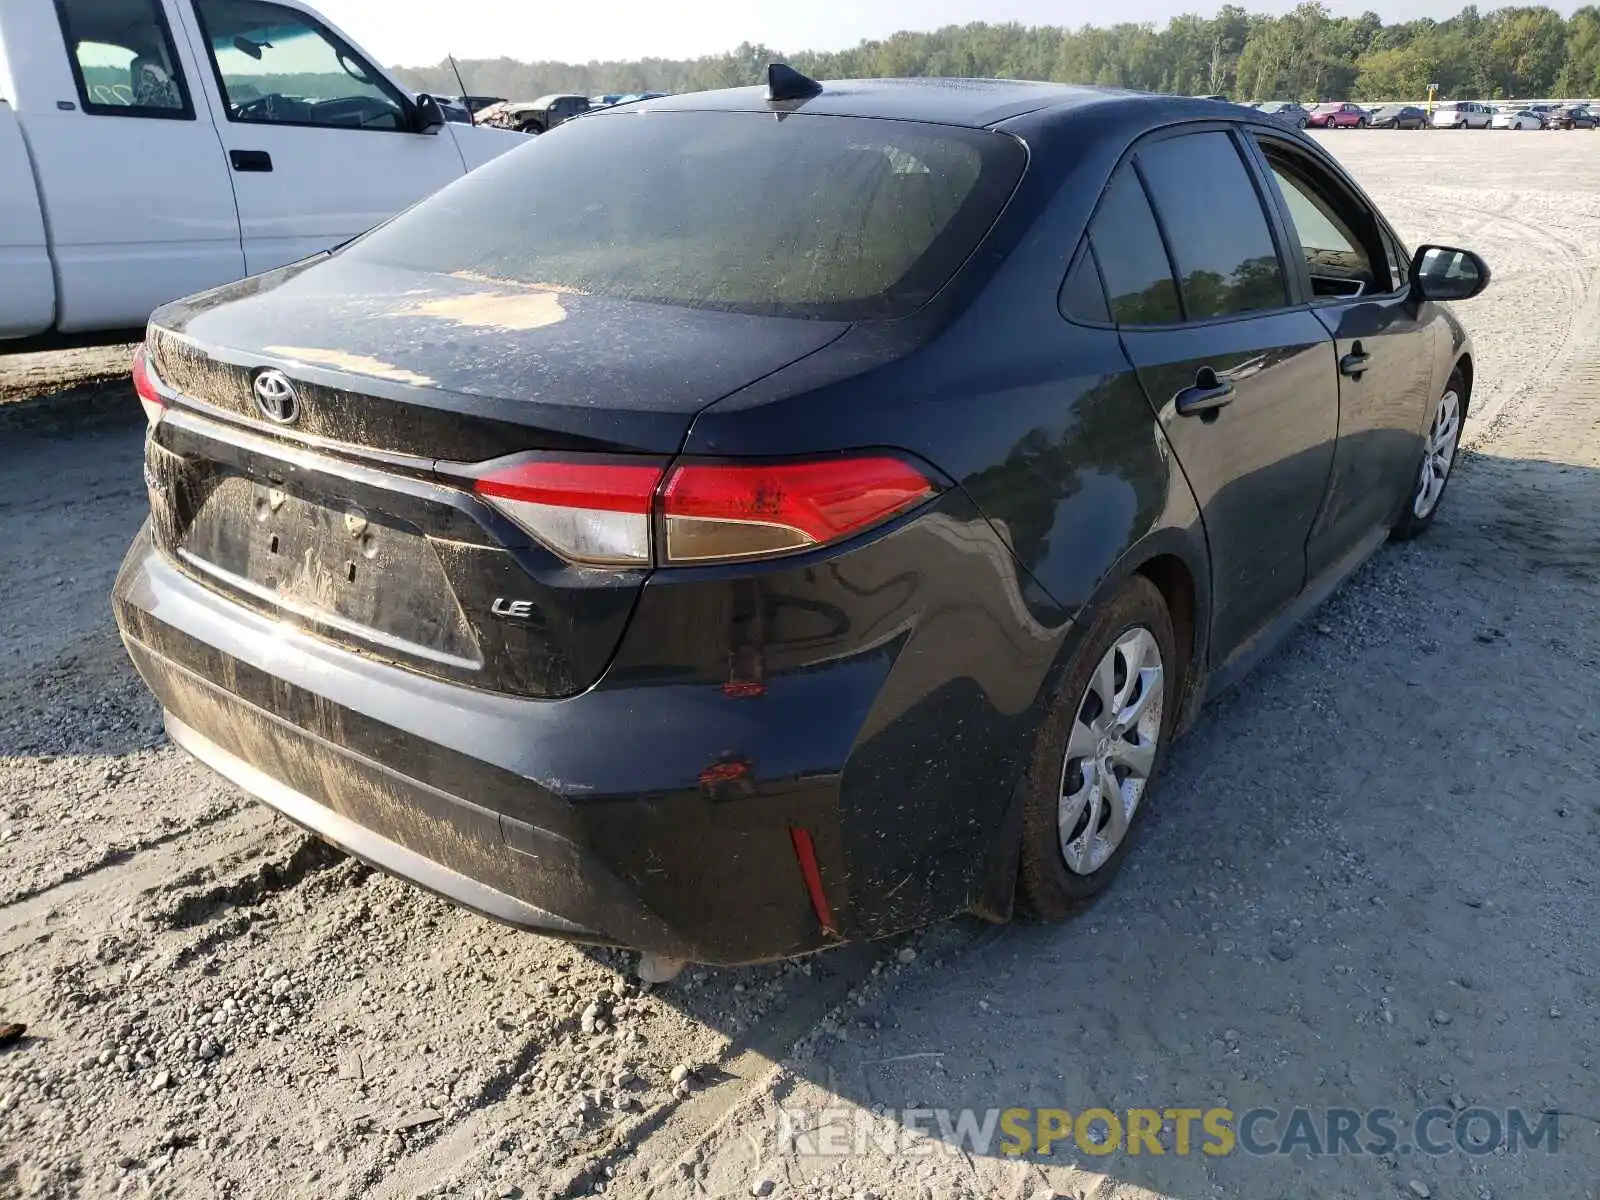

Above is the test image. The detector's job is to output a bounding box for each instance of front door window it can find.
[193,0,408,130]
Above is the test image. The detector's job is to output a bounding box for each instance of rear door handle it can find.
[1340,341,1371,378]
[1174,367,1235,418]
[229,149,273,172]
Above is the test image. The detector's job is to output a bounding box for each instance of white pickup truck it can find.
[0,0,522,350]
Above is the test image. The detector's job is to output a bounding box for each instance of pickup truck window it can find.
[192,0,409,131]
[53,0,195,120]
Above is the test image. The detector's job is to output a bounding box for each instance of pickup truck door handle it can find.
[1339,341,1371,378]
[229,150,273,173]
[1174,367,1235,418]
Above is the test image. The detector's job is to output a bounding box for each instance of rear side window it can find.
[1136,132,1287,319]
[343,111,1026,320]
[54,0,194,119]
[1058,241,1111,325]
[1088,167,1181,326]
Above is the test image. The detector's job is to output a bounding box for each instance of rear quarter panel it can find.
[677,107,1211,929]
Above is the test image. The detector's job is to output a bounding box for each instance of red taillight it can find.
[660,456,935,564]
[475,460,663,566]
[466,453,936,568]
[131,345,166,427]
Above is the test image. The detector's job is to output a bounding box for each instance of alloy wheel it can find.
[1413,388,1461,519]
[1058,628,1164,875]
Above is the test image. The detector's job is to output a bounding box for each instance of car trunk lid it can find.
[142,261,849,698]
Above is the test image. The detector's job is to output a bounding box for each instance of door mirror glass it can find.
[1410,245,1490,302]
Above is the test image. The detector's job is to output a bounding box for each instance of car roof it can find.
[597,76,1271,130]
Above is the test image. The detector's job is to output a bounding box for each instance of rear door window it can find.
[1087,166,1181,325]
[54,0,194,119]
[1136,131,1287,320]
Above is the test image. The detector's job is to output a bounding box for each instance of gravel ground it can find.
[3,133,1598,1200]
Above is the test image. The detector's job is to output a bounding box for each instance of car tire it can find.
[1391,367,1467,541]
[1017,575,1179,919]
[1298,117,1308,129]
[1357,118,1368,129]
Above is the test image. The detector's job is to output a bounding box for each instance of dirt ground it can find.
[2,132,1598,1200]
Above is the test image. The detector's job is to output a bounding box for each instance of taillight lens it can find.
[132,345,167,427]
[475,460,662,566]
[661,456,935,564]
[468,454,937,568]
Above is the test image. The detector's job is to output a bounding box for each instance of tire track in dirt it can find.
[1392,189,1591,446]
[0,801,247,911]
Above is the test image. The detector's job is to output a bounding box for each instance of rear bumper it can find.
[164,713,596,939]
[114,502,1056,962]
[114,533,854,964]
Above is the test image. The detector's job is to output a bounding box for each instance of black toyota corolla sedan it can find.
[114,71,1488,966]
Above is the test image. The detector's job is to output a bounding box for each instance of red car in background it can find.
[1307,102,1369,129]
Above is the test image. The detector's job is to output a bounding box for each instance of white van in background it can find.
[0,0,522,349]
[1431,101,1493,129]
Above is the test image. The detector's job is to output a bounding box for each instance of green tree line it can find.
[392,3,1600,105]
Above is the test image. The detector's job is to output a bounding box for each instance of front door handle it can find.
[1174,367,1235,418]
[229,149,273,172]
[1340,341,1371,378]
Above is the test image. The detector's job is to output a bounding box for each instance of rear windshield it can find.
[341,110,1026,320]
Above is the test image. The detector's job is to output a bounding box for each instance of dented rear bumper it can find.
[112,528,851,964]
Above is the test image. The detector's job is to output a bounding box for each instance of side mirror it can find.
[1409,244,1490,302]
[411,93,447,134]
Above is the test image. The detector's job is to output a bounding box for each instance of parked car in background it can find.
[1307,102,1367,128]
[486,93,591,134]
[1370,104,1428,129]
[1431,101,1493,129]
[457,95,507,114]
[1522,103,1557,125]
[113,72,1488,965]
[1491,107,1544,130]
[612,91,669,106]
[1254,100,1309,128]
[1551,104,1598,129]
[0,0,521,350]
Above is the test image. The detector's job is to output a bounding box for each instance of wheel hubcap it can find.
[1413,388,1461,519]
[1058,627,1164,875]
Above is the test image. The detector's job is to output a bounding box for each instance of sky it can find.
[313,0,1582,68]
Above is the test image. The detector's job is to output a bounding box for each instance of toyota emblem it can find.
[252,369,299,424]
